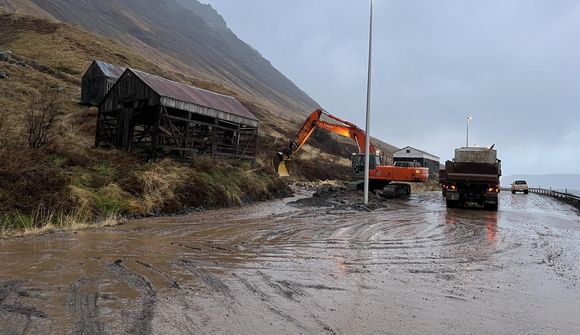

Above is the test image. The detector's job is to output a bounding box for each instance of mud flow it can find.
[1,188,580,334]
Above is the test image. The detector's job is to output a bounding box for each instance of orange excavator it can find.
[274,109,429,198]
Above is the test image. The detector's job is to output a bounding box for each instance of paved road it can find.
[1,190,579,334]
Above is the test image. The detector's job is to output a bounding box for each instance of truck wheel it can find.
[524,190,529,195]
[511,191,516,194]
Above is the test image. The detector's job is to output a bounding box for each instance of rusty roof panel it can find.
[131,69,259,123]
[95,60,126,79]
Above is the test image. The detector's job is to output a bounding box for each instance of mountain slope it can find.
[1,0,398,155]
[2,0,318,121]
[0,5,398,233]
[0,13,300,234]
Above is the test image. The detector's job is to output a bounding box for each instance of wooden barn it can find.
[95,69,260,160]
[81,60,126,105]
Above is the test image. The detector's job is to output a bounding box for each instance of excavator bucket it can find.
[273,153,290,177]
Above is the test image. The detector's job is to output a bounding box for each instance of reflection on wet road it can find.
[1,192,579,334]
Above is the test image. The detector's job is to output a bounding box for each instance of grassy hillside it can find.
[0,14,298,236]
[0,11,396,237]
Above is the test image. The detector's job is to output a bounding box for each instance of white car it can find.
[511,180,529,194]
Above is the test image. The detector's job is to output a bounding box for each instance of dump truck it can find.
[439,147,502,211]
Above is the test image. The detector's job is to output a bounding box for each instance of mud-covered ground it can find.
[1,186,580,334]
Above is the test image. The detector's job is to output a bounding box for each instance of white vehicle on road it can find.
[511,180,529,194]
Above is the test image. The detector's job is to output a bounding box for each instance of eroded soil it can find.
[1,187,580,334]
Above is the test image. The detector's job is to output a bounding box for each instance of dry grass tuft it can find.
[0,13,351,238]
[0,211,122,239]
[130,159,191,213]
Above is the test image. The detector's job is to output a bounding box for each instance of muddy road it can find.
[1,188,580,334]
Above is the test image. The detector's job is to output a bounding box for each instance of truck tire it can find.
[524,190,529,195]
[446,200,457,208]
[511,190,516,194]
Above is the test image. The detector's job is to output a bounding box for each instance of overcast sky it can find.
[202,0,580,176]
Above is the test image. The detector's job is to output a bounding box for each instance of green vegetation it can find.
[0,13,355,237]
[0,139,290,237]
[0,14,294,237]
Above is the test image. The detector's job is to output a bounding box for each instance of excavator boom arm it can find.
[315,120,374,153]
[274,109,376,176]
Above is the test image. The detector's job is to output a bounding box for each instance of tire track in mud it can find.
[0,280,47,318]
[256,271,305,302]
[264,273,339,334]
[67,277,105,335]
[178,212,504,277]
[234,272,337,334]
[107,260,157,335]
[244,216,502,275]
[537,234,579,287]
[0,280,47,335]
[135,260,181,289]
[234,274,308,331]
[178,260,233,300]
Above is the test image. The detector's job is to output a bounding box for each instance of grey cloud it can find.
[203,0,580,175]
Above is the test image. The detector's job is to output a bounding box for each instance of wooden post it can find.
[121,107,133,151]
[95,106,101,148]
[235,125,241,156]
[211,117,218,158]
[152,105,162,160]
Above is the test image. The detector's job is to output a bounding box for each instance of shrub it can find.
[23,83,63,149]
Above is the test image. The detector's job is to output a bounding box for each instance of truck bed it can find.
[440,162,500,184]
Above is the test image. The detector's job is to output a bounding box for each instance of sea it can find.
[555,188,580,196]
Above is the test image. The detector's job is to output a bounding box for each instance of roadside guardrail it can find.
[529,188,580,210]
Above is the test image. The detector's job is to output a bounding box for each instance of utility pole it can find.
[466,116,473,147]
[364,0,374,205]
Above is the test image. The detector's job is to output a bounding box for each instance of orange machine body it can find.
[371,165,429,183]
[275,109,429,185]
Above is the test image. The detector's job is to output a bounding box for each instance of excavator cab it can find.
[351,153,380,179]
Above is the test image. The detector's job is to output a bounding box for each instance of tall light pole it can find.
[466,116,473,147]
[364,0,374,205]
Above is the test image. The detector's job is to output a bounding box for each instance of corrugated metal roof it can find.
[94,60,126,79]
[394,146,440,160]
[131,69,259,122]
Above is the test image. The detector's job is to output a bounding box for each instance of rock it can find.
[0,52,9,62]
[0,71,8,79]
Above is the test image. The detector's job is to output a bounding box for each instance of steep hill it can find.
[1,0,399,154]
[0,2,400,234]
[1,0,318,124]
[0,12,359,233]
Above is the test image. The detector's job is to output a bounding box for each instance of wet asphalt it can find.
[0,190,579,334]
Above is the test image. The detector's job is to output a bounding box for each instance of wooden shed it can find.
[95,69,260,160]
[81,60,126,106]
